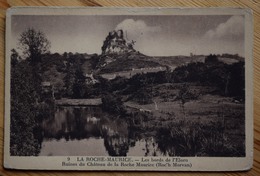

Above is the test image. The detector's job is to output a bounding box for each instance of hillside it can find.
[97,52,162,74]
[93,30,207,75]
[150,55,205,69]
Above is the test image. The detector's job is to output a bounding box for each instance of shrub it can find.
[101,93,126,115]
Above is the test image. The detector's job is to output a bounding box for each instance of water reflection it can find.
[41,106,103,141]
[39,105,245,157]
[40,106,163,156]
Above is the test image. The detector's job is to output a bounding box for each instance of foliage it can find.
[72,69,87,98]
[131,88,153,105]
[90,54,100,70]
[227,61,245,99]
[10,61,41,156]
[10,29,53,156]
[18,28,50,63]
[101,93,126,115]
[172,62,207,83]
[94,54,244,104]
[205,54,220,64]
[171,55,244,98]
[11,49,19,67]
[62,52,99,98]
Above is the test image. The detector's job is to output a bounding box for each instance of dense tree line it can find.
[11,60,41,155]
[98,55,244,105]
[11,28,53,156]
[32,49,245,104]
[172,55,245,98]
[92,58,244,106]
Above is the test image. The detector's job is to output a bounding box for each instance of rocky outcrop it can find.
[95,29,160,73]
[101,29,135,55]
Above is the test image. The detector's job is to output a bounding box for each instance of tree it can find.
[72,69,86,98]
[227,62,245,99]
[11,49,19,67]
[205,54,219,65]
[10,29,52,156]
[64,62,76,97]
[101,93,126,115]
[18,28,50,63]
[11,61,41,155]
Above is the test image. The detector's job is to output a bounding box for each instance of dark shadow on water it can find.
[41,106,132,156]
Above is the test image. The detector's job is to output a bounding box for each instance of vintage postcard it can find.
[4,7,253,171]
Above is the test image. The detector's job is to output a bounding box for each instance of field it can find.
[124,83,245,156]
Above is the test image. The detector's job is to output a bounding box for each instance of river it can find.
[39,106,166,156]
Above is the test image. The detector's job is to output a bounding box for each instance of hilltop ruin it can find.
[101,29,135,55]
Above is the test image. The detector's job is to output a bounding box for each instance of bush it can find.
[101,93,126,115]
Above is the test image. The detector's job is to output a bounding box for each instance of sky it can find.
[11,15,245,57]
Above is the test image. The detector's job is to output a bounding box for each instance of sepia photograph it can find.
[4,7,253,170]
